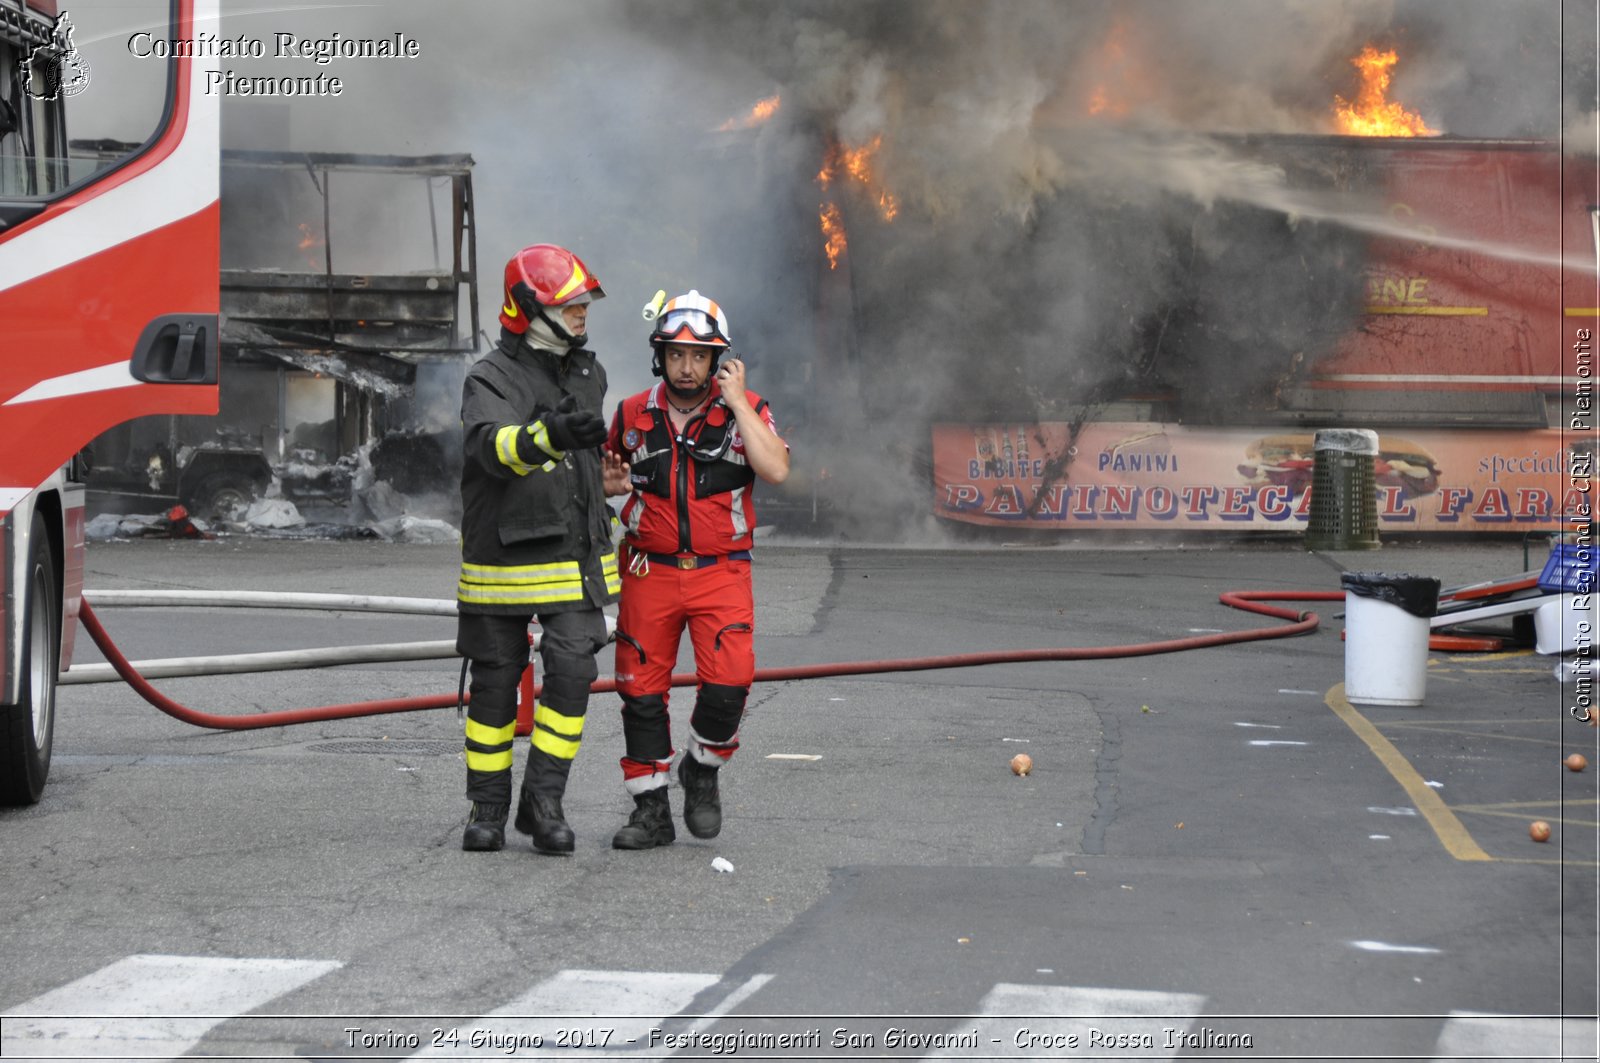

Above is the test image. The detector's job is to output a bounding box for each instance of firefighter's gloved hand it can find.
[541,395,607,453]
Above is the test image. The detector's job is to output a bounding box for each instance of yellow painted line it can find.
[1439,650,1536,663]
[1366,305,1489,316]
[1448,806,1600,829]
[1378,716,1554,728]
[1325,683,1493,862]
[1451,799,1600,811]
[1494,856,1600,867]
[1376,723,1565,747]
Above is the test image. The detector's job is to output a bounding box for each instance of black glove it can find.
[540,394,607,453]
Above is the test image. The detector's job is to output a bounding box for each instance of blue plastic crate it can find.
[1538,542,1597,594]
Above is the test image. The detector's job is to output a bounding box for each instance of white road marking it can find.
[1249,740,1310,747]
[1277,689,1320,695]
[1433,1011,1598,1058]
[410,969,720,1058]
[0,954,339,1059]
[1369,806,1419,816]
[924,983,1206,1058]
[1350,940,1442,955]
[1234,721,1283,729]
[699,974,773,1019]
[765,753,822,761]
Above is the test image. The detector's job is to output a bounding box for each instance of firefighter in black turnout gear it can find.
[456,244,622,853]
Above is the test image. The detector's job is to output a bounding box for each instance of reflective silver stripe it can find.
[527,421,564,463]
[461,559,584,584]
[457,580,586,605]
[457,553,619,606]
[729,485,748,538]
[494,423,556,476]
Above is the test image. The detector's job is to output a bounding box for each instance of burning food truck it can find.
[920,132,1595,534]
[766,42,1595,536]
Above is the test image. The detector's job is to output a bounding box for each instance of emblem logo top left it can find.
[23,11,92,101]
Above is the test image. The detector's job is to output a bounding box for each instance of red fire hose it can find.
[76,591,1340,732]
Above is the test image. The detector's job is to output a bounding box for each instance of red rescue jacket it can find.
[608,381,778,556]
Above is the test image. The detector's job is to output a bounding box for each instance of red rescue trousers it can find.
[614,549,754,793]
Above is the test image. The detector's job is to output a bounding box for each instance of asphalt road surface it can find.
[0,533,1595,1061]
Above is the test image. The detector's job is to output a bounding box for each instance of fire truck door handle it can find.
[130,313,219,385]
[169,332,198,380]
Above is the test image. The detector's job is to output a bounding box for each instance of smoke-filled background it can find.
[73,0,1600,536]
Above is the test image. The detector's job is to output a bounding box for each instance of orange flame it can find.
[717,94,781,132]
[815,133,901,268]
[817,135,899,218]
[1083,19,1135,118]
[819,202,846,270]
[1334,45,1438,137]
[296,222,326,269]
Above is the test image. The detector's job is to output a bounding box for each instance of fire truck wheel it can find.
[189,473,257,523]
[1,512,58,805]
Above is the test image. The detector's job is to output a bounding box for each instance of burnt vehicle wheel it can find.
[188,474,258,522]
[1,512,58,805]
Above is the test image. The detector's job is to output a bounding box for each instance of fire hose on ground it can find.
[73,589,1342,732]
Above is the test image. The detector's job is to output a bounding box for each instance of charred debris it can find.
[83,147,478,538]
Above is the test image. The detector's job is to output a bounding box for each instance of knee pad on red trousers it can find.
[690,682,747,744]
[619,692,672,762]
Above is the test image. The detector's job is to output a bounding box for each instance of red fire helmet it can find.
[499,244,605,334]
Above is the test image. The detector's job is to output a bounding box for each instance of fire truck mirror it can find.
[130,314,219,385]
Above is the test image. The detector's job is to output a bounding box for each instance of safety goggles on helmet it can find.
[650,291,731,349]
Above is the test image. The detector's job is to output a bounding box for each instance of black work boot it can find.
[677,755,723,839]
[462,802,508,852]
[515,789,575,854]
[611,789,675,850]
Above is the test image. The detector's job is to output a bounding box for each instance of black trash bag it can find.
[1340,572,1440,618]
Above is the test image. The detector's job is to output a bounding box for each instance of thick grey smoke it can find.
[207,0,1593,539]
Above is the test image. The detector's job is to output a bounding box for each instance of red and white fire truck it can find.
[0,0,219,803]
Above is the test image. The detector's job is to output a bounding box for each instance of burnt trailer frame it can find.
[86,148,480,521]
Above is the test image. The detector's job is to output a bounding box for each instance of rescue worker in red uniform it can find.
[456,244,628,853]
[605,291,790,848]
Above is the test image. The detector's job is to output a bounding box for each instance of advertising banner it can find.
[934,423,1593,532]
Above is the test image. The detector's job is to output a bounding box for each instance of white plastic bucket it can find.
[1344,592,1431,706]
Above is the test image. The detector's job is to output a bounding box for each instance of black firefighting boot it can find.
[514,789,575,854]
[611,788,675,850]
[514,749,576,854]
[677,755,723,839]
[462,802,509,852]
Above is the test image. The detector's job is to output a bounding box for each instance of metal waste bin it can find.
[1341,572,1439,706]
[1306,429,1380,551]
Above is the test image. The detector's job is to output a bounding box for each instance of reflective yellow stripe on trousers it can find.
[531,702,584,760]
[464,717,515,773]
